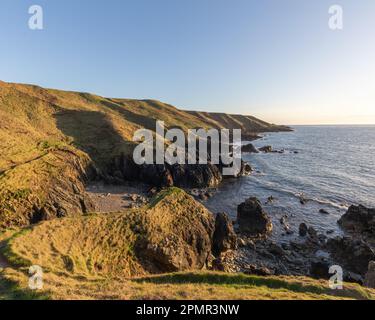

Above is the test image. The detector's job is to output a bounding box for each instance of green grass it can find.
[148,187,183,207]
[0,277,49,300]
[135,272,374,300]
[0,189,373,300]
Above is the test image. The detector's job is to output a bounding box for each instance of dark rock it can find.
[364,261,375,288]
[327,236,375,276]
[243,265,274,276]
[319,209,330,215]
[266,196,276,204]
[308,227,318,239]
[237,197,273,236]
[338,204,375,234]
[344,271,363,284]
[148,187,158,196]
[199,193,208,201]
[268,243,284,256]
[299,223,308,237]
[119,154,223,188]
[259,145,273,153]
[310,260,330,279]
[205,191,213,198]
[241,143,259,153]
[212,212,237,256]
[242,163,253,174]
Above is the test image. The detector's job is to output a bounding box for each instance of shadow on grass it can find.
[54,109,136,167]
[134,272,372,300]
[0,276,49,300]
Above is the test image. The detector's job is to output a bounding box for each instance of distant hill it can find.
[187,111,291,138]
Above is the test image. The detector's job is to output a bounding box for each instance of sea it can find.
[205,125,375,243]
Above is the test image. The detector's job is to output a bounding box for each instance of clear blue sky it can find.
[1,0,374,124]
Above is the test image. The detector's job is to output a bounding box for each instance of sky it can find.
[1,0,374,125]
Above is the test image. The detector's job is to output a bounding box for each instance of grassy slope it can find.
[0,188,374,300]
[0,81,287,228]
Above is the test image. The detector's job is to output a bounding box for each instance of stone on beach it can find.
[237,197,273,236]
[299,223,308,237]
[212,212,237,256]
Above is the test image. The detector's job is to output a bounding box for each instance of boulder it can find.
[310,260,330,279]
[364,261,375,288]
[338,205,375,234]
[241,143,259,153]
[327,236,375,276]
[237,197,273,236]
[243,265,274,276]
[266,196,275,204]
[212,212,237,256]
[259,145,273,153]
[308,226,318,239]
[299,223,308,237]
[139,189,215,272]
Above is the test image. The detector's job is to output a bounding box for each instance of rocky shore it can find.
[83,138,375,289]
[86,178,375,289]
[212,198,375,288]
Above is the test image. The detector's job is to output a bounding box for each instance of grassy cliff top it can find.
[0,188,374,300]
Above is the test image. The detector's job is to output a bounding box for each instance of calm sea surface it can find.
[205,125,375,242]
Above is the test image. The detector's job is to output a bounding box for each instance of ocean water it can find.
[205,125,375,242]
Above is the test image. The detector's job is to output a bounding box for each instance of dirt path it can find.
[0,152,48,176]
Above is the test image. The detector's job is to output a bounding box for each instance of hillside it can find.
[0,188,373,300]
[187,111,291,138]
[0,81,289,229]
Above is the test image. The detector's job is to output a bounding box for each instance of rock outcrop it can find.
[327,236,375,276]
[138,188,215,272]
[111,153,252,189]
[259,146,273,153]
[241,143,259,153]
[0,149,96,229]
[364,261,375,288]
[338,205,375,234]
[299,223,308,237]
[212,212,237,256]
[309,260,330,279]
[237,197,273,236]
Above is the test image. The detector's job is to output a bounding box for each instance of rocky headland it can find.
[0,81,374,300]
